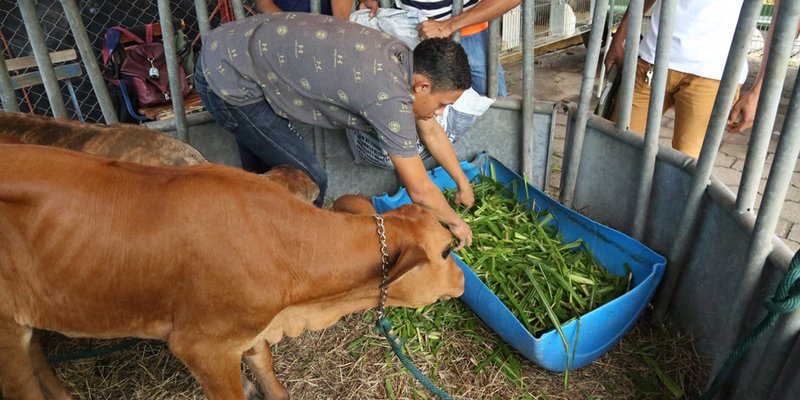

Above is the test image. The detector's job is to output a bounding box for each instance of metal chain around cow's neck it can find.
[372,213,454,400]
[373,214,390,320]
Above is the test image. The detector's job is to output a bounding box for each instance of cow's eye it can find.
[441,245,452,259]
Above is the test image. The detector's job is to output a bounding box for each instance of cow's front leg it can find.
[243,340,289,400]
[0,321,47,400]
[169,337,247,400]
[241,369,263,400]
[29,329,73,399]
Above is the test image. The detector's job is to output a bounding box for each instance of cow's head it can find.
[333,195,465,308]
[260,165,320,204]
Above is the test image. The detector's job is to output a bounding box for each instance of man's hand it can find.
[418,19,453,39]
[448,218,473,251]
[454,184,474,211]
[604,33,626,73]
[358,0,379,17]
[727,89,759,133]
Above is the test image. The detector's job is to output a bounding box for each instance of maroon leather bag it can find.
[114,25,191,108]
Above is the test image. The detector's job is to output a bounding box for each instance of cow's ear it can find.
[382,245,427,287]
[332,194,376,215]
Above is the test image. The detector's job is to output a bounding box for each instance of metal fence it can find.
[749,2,800,57]
[501,0,596,55]
[0,0,261,123]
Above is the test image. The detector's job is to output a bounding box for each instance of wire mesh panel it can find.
[0,0,260,123]
[501,0,595,55]
[749,1,800,57]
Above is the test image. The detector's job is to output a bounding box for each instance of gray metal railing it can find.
[561,0,800,397]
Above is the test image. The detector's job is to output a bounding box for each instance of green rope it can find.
[46,338,144,363]
[377,317,453,400]
[700,249,800,400]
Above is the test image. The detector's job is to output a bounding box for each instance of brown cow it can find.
[0,112,320,204]
[0,111,208,166]
[0,145,464,400]
[0,134,24,145]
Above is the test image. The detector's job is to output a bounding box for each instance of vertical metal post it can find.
[596,0,616,98]
[311,0,325,172]
[310,0,321,14]
[560,0,608,207]
[614,0,645,131]
[231,0,246,20]
[711,6,800,383]
[521,0,535,181]
[59,0,118,124]
[451,0,463,43]
[736,3,799,214]
[17,0,67,118]
[629,0,677,240]
[0,52,19,112]
[650,0,783,324]
[157,0,188,141]
[487,19,501,98]
[194,0,212,39]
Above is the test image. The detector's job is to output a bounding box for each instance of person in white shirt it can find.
[605,0,791,158]
[361,0,519,96]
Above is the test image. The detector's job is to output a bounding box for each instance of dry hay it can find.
[43,305,708,400]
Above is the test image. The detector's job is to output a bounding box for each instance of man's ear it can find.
[411,73,432,94]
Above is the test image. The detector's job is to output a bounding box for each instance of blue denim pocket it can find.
[195,59,239,131]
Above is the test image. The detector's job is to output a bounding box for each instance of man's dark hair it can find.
[412,38,471,92]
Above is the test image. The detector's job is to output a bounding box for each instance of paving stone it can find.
[730,159,745,172]
[787,185,800,203]
[789,223,800,245]
[725,132,750,146]
[776,218,792,238]
[719,142,749,157]
[714,167,744,188]
[714,152,738,169]
[782,201,800,224]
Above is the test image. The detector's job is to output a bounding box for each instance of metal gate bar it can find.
[195,0,212,39]
[0,52,19,112]
[521,0,536,182]
[651,0,765,323]
[713,0,800,383]
[559,0,608,207]
[487,19,501,98]
[614,0,645,131]
[17,0,68,118]
[59,0,117,124]
[736,1,800,214]
[630,0,677,240]
[157,0,189,141]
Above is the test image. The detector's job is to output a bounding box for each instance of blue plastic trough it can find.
[372,153,667,371]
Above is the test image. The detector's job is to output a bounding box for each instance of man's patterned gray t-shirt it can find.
[200,12,418,157]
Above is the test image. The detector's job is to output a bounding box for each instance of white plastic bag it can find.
[346,88,495,169]
[349,8,423,49]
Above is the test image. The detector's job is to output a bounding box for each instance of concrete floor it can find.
[502,45,800,253]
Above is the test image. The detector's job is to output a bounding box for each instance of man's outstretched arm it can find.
[390,154,473,251]
[416,117,474,210]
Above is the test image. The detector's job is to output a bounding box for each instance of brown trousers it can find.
[612,58,737,159]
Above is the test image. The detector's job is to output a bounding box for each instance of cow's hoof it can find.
[242,375,263,400]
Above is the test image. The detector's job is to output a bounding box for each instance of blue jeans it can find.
[194,58,328,206]
[461,29,507,97]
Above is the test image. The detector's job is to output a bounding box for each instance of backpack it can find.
[103,21,195,121]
